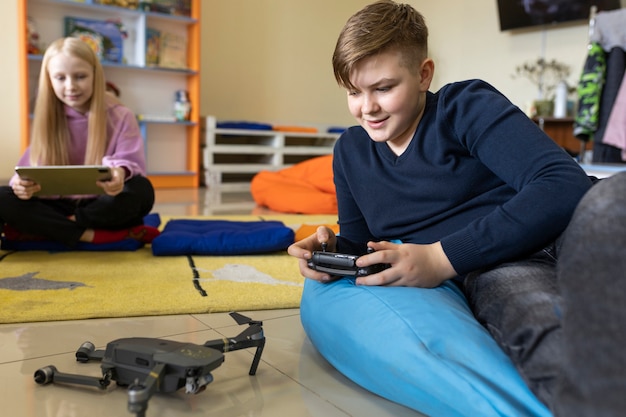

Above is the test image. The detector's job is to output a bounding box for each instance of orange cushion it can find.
[250,155,337,214]
[273,125,318,133]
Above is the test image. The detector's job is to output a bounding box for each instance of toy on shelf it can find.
[27,16,41,55]
[145,27,160,66]
[138,0,191,16]
[95,0,139,9]
[64,16,127,63]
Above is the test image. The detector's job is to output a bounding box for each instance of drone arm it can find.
[203,314,266,375]
[127,363,166,417]
[204,338,240,351]
[204,337,261,353]
[204,335,265,375]
[34,365,110,389]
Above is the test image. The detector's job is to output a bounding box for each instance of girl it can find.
[0,37,158,247]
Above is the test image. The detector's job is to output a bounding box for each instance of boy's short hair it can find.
[332,0,429,90]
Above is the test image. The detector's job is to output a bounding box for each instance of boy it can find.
[289,1,626,416]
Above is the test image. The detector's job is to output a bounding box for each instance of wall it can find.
[0,0,618,181]
[0,1,21,183]
[416,0,591,113]
[200,0,607,128]
[200,0,371,128]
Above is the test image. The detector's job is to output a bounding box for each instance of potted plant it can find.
[513,58,573,117]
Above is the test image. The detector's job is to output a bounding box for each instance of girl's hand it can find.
[287,226,337,282]
[11,178,41,200]
[98,167,126,196]
[354,241,457,288]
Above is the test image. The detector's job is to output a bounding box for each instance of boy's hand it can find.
[287,225,337,282]
[355,241,457,288]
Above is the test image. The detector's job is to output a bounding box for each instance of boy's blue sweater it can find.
[333,79,592,276]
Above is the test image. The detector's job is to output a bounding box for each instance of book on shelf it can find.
[64,16,124,63]
[159,31,187,69]
[137,114,178,123]
[145,28,161,66]
[138,0,192,17]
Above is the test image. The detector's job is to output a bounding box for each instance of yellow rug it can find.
[0,214,337,324]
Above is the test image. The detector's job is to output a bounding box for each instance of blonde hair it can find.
[30,37,109,166]
[332,0,429,90]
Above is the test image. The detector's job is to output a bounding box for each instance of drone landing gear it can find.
[33,312,265,417]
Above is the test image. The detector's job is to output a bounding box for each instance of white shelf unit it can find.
[202,116,340,191]
[21,0,201,188]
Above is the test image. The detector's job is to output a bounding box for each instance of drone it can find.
[33,312,265,417]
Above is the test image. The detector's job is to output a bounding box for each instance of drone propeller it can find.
[234,324,262,341]
[229,311,260,326]
[228,312,264,342]
[75,341,104,363]
[225,312,264,338]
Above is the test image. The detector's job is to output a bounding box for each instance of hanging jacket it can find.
[602,71,626,160]
[574,43,606,141]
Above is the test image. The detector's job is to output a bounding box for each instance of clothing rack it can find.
[588,5,598,42]
[579,4,626,163]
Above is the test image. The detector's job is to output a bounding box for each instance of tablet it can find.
[15,165,112,196]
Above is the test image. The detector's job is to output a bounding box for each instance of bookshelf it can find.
[202,116,340,191]
[17,0,201,188]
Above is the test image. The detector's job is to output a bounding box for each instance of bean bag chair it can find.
[250,155,337,214]
[301,277,551,417]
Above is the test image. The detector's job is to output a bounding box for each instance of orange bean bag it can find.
[250,155,337,214]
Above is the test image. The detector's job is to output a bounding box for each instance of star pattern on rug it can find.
[201,264,303,287]
[0,272,89,291]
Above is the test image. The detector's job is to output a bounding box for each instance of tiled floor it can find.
[0,187,424,417]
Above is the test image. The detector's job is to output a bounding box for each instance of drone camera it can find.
[185,374,213,394]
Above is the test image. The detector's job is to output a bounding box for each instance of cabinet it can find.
[17,0,201,188]
[202,116,340,191]
[533,117,591,157]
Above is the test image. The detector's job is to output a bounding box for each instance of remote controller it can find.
[307,247,390,277]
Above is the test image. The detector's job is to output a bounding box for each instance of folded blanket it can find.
[216,121,273,130]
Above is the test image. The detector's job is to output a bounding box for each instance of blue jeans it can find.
[463,171,626,416]
[463,244,562,407]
